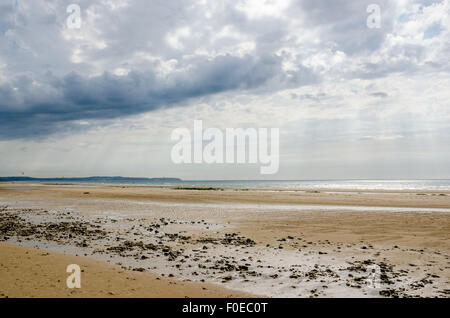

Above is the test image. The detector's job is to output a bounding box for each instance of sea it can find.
[166,179,450,191]
[3,178,450,191]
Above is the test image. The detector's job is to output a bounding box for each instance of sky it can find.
[0,0,449,180]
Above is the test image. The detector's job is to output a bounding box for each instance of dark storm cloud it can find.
[0,54,285,139]
[0,0,322,139]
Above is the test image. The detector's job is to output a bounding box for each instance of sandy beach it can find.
[0,183,449,298]
[0,242,249,298]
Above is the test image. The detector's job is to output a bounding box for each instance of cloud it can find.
[0,0,323,139]
[0,53,291,139]
[0,0,449,143]
[370,92,389,98]
[289,0,397,54]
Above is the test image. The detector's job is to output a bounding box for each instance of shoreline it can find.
[1,183,449,209]
[3,181,450,192]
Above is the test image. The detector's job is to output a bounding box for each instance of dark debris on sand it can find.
[0,205,448,297]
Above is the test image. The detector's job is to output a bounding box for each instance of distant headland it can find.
[0,176,182,183]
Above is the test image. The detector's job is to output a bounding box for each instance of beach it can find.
[0,242,249,298]
[0,183,449,298]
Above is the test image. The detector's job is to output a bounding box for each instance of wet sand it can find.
[0,183,449,298]
[2,183,449,208]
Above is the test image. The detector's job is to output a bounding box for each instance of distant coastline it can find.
[0,176,182,183]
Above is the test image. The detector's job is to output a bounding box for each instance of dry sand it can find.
[0,183,449,298]
[0,242,249,298]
